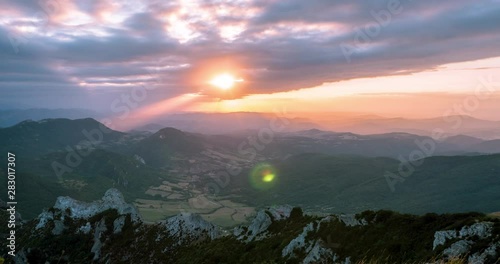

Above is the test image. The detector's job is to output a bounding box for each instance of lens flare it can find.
[263,173,275,182]
[250,163,278,190]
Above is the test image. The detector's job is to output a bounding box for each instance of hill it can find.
[0,118,124,157]
[228,153,500,214]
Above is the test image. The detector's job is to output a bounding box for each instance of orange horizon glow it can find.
[185,57,500,120]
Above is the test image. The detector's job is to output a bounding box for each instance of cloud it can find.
[1,0,499,111]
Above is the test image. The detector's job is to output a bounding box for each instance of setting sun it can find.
[209,73,243,90]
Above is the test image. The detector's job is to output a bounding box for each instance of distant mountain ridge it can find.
[0,118,124,157]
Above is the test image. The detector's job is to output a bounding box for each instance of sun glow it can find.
[209,73,243,90]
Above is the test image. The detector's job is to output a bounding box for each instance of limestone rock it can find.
[303,241,337,264]
[113,215,126,234]
[443,240,473,258]
[78,222,92,234]
[35,211,54,229]
[433,230,457,250]
[52,220,65,235]
[91,219,107,261]
[459,222,493,238]
[163,212,220,244]
[468,241,500,264]
[337,214,367,227]
[238,205,293,241]
[282,222,315,257]
[53,188,141,222]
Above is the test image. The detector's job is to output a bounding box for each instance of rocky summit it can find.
[0,189,499,263]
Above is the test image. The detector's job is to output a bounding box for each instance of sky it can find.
[1,0,500,120]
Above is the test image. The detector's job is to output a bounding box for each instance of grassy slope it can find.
[229,153,500,214]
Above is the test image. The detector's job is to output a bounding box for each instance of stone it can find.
[303,241,336,264]
[238,205,293,241]
[443,240,473,258]
[282,222,315,257]
[52,220,65,235]
[35,211,54,229]
[78,222,92,234]
[113,216,126,234]
[91,219,107,261]
[53,188,141,222]
[337,214,367,227]
[163,212,220,244]
[433,230,457,250]
[459,222,493,239]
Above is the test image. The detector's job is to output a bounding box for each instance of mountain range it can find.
[0,118,499,222]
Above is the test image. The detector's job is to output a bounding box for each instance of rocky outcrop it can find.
[303,241,337,264]
[443,240,474,258]
[282,222,315,257]
[433,222,493,250]
[35,188,141,231]
[54,188,141,221]
[10,194,500,264]
[337,214,367,227]
[433,222,499,263]
[91,219,107,261]
[236,205,293,241]
[163,212,221,244]
[113,215,126,234]
[433,230,457,250]
[468,241,500,264]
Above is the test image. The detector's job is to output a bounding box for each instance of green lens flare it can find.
[263,173,275,182]
[250,163,278,190]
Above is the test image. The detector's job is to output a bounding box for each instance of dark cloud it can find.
[0,0,499,111]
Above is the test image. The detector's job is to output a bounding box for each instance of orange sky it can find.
[188,57,500,120]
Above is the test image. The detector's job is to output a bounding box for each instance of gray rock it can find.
[163,212,220,244]
[433,222,494,250]
[303,241,336,264]
[267,205,293,220]
[233,226,245,237]
[239,205,293,241]
[35,211,54,229]
[242,210,273,241]
[53,188,141,222]
[459,222,493,239]
[113,216,126,234]
[78,222,92,234]
[443,240,473,258]
[337,214,367,227]
[433,230,457,250]
[91,219,107,261]
[36,188,141,234]
[468,241,500,264]
[52,220,65,235]
[282,222,315,257]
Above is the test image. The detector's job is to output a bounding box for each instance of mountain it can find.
[0,108,103,127]
[2,118,500,221]
[318,115,500,140]
[3,189,499,263]
[471,139,500,154]
[228,129,491,158]
[0,118,124,157]
[133,127,205,168]
[132,112,323,134]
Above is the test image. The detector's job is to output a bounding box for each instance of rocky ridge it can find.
[2,189,499,263]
